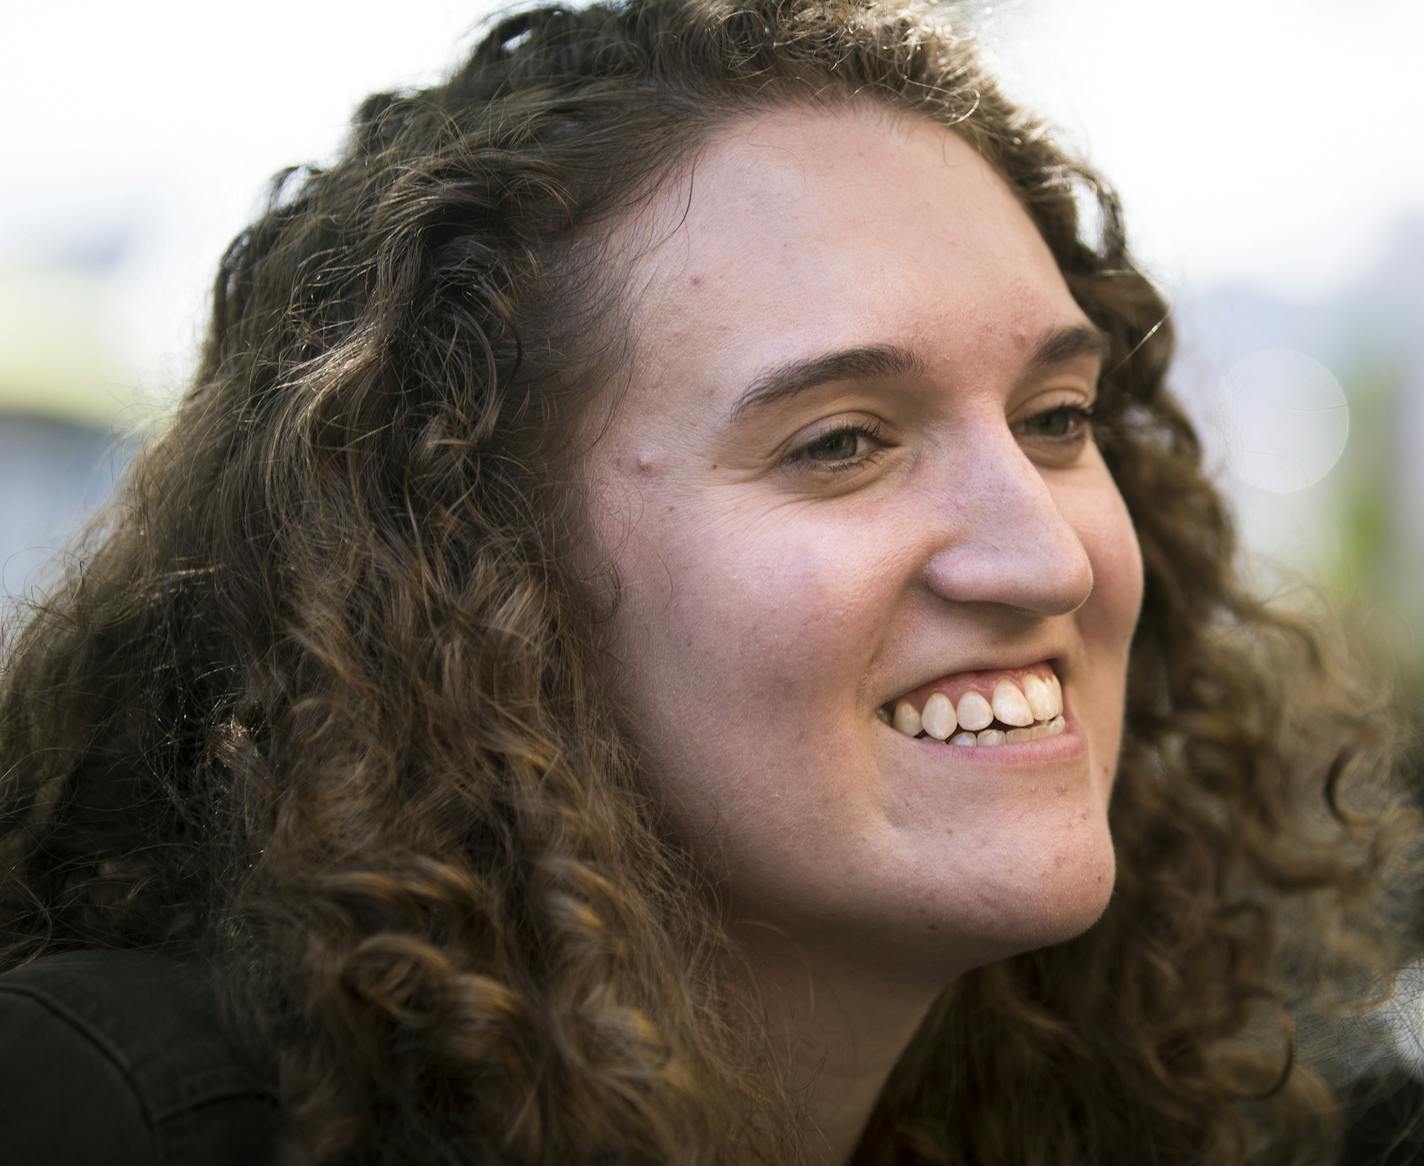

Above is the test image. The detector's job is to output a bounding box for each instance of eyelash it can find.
[785,405,1098,476]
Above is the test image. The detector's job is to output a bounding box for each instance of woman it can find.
[1,1,1419,1163]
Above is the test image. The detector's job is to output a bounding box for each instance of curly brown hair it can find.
[2,1,1419,1163]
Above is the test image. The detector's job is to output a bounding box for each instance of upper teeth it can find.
[881,670,1064,747]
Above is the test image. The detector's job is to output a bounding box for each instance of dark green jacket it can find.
[0,949,278,1165]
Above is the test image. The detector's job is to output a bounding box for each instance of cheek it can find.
[604,505,888,767]
[1083,485,1143,757]
[658,521,877,694]
[1079,481,1144,649]
[601,516,885,854]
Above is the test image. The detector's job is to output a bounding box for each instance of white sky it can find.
[977,0,1424,296]
[1,0,1420,415]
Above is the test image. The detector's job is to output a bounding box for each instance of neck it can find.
[729,923,952,1166]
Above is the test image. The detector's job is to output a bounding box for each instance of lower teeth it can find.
[918,715,1065,747]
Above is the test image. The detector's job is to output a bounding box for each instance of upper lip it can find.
[878,648,1070,710]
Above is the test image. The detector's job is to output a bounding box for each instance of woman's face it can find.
[580,103,1143,979]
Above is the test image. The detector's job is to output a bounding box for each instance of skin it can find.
[579,101,1144,1164]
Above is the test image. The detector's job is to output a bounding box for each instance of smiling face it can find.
[578,102,1143,982]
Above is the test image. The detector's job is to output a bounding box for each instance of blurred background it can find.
[1,1,1419,682]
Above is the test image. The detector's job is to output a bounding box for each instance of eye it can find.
[1014,403,1097,444]
[784,419,888,475]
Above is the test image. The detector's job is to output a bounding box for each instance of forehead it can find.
[615,102,1086,413]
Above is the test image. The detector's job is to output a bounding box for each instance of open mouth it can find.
[877,663,1066,748]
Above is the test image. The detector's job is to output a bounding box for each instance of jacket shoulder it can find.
[0,948,278,1165]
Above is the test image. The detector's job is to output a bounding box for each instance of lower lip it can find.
[878,704,1088,766]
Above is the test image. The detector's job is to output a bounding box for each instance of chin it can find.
[924,816,1119,973]
[995,828,1118,956]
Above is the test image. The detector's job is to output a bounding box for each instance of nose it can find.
[920,431,1094,617]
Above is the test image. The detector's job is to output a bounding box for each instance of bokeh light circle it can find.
[1218,348,1351,494]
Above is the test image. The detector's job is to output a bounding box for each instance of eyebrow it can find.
[727,323,1111,424]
